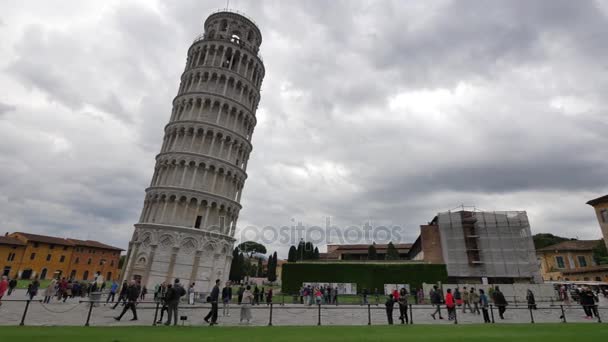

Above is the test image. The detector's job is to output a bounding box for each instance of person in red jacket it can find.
[0,275,9,306]
[392,288,400,302]
[445,288,456,321]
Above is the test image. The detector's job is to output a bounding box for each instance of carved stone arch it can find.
[180,237,198,255]
[141,232,152,249]
[135,253,148,267]
[159,234,176,250]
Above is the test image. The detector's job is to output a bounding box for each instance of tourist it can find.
[362,288,369,305]
[374,288,380,305]
[240,285,254,324]
[462,286,472,313]
[385,294,396,325]
[0,275,8,306]
[298,286,304,304]
[140,285,148,300]
[526,289,537,310]
[222,283,232,316]
[188,283,196,305]
[204,279,220,325]
[470,287,480,314]
[114,280,139,321]
[479,289,490,323]
[8,277,17,296]
[112,281,129,309]
[398,287,409,324]
[333,287,339,304]
[580,287,598,319]
[156,283,169,324]
[106,281,119,304]
[430,285,443,320]
[253,285,260,305]
[392,288,400,304]
[493,286,508,319]
[307,285,313,305]
[43,279,56,304]
[260,286,265,303]
[238,284,245,304]
[417,288,424,304]
[27,278,40,300]
[266,288,273,305]
[454,287,462,307]
[445,288,456,321]
[165,279,185,326]
[324,286,331,304]
[315,287,323,305]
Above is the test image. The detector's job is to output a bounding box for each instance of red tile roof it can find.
[587,194,608,206]
[68,238,123,251]
[0,236,26,246]
[12,232,74,246]
[329,243,412,251]
[536,240,601,252]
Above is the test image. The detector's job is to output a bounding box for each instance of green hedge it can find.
[281,262,447,294]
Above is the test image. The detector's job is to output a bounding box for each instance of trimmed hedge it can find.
[281,262,447,294]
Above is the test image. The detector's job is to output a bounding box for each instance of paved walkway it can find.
[1,290,607,326]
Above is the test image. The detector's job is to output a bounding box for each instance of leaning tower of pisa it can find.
[121,10,264,291]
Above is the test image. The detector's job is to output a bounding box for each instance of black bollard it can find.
[529,307,535,323]
[19,300,31,326]
[367,304,371,325]
[268,303,273,326]
[596,306,602,324]
[317,304,321,326]
[490,304,495,323]
[153,301,160,326]
[85,301,94,326]
[409,304,413,324]
[560,305,566,323]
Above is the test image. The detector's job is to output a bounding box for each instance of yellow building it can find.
[10,232,75,280]
[536,240,608,282]
[1,235,27,278]
[587,194,608,250]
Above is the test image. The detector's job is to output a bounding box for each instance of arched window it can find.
[220,19,228,31]
[83,270,89,281]
[40,268,47,280]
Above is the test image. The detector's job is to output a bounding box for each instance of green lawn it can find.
[0,324,606,342]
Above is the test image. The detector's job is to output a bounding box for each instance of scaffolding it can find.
[437,210,541,282]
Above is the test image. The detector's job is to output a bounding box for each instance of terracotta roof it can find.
[0,236,26,246]
[68,238,123,251]
[536,240,601,252]
[587,194,608,206]
[329,243,412,251]
[12,232,74,246]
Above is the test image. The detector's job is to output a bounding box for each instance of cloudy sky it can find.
[1,0,607,257]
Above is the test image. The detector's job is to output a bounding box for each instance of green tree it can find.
[238,241,267,258]
[386,242,400,260]
[257,258,264,277]
[296,240,305,261]
[229,247,241,281]
[593,240,608,265]
[304,242,314,260]
[532,233,571,249]
[268,252,278,282]
[287,245,297,262]
[368,244,377,260]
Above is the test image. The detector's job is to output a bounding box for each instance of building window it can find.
[83,271,89,281]
[194,215,202,228]
[49,244,55,249]
[87,258,92,265]
[577,256,587,267]
[7,253,16,261]
[555,256,565,269]
[60,255,66,263]
[46,254,51,261]
[107,272,112,281]
[33,242,39,248]
[74,257,79,264]
[601,209,608,223]
[110,260,114,267]
[99,259,106,266]
[30,253,36,260]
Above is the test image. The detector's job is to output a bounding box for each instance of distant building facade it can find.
[1,232,122,281]
[587,194,608,250]
[320,243,412,260]
[536,240,608,282]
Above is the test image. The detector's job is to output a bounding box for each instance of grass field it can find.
[0,324,606,342]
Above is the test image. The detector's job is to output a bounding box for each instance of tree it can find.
[313,247,320,260]
[238,252,247,278]
[368,245,377,260]
[256,258,264,277]
[288,246,297,262]
[118,255,126,269]
[238,241,267,258]
[296,240,305,261]
[532,233,571,250]
[386,242,400,260]
[304,242,314,260]
[593,240,608,265]
[229,247,241,281]
[268,252,278,282]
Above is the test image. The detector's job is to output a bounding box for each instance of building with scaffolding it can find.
[410,210,542,283]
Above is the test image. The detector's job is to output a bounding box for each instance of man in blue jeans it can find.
[106,281,119,304]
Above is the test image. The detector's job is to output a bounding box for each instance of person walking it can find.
[28,278,40,300]
[470,287,480,314]
[165,279,185,326]
[140,286,148,301]
[237,284,244,304]
[385,294,396,325]
[156,283,169,324]
[188,283,195,305]
[114,280,139,321]
[106,281,119,304]
[479,289,491,323]
[8,277,17,296]
[43,279,56,304]
[445,288,456,321]
[222,283,232,316]
[0,275,8,306]
[398,287,409,324]
[454,287,462,307]
[374,288,380,305]
[462,286,472,313]
[493,286,508,319]
[430,285,444,320]
[112,281,129,309]
[526,289,537,310]
[253,286,260,305]
[362,288,369,305]
[204,279,220,325]
[240,285,254,324]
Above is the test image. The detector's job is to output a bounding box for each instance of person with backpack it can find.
[493,286,508,319]
[165,278,185,326]
[113,280,139,321]
[112,281,129,309]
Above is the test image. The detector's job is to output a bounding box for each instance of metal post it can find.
[19,300,31,326]
[529,307,535,323]
[85,301,94,326]
[596,305,602,323]
[268,303,273,326]
[560,304,567,323]
[367,304,371,325]
[490,304,495,323]
[409,304,413,324]
[153,301,160,326]
[317,304,321,326]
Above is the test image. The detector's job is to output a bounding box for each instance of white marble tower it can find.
[121,10,264,292]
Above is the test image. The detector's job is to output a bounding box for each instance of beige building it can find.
[587,194,608,249]
[321,243,412,260]
[536,240,608,282]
